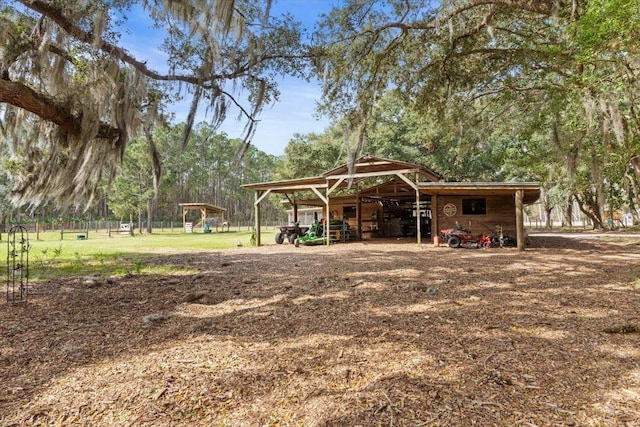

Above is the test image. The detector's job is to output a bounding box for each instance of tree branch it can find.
[439,0,559,20]
[21,1,306,89]
[0,78,120,140]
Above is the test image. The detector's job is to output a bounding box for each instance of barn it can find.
[242,156,540,250]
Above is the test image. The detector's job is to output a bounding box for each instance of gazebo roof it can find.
[179,203,226,214]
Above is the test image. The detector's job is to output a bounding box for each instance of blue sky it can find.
[121,0,340,156]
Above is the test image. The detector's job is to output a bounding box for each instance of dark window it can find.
[343,206,356,219]
[462,198,486,215]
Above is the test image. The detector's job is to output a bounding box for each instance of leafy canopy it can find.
[0,0,306,208]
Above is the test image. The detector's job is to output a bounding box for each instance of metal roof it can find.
[321,156,442,181]
[178,203,226,213]
[418,182,540,204]
[242,156,442,193]
[242,156,540,205]
[240,176,327,192]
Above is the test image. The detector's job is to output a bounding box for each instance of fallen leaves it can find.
[1,236,640,425]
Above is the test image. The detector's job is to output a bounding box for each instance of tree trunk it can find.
[627,181,640,225]
[574,194,603,229]
[630,156,640,187]
[545,207,553,229]
[146,198,153,234]
[562,194,573,227]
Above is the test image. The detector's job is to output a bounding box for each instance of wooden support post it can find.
[255,191,262,246]
[325,191,330,246]
[356,193,362,240]
[516,190,524,251]
[432,195,439,246]
[415,189,421,245]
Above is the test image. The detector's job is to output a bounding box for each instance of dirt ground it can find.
[2,235,640,426]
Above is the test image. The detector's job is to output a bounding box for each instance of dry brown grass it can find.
[2,236,640,426]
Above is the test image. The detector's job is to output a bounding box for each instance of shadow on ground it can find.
[2,235,640,426]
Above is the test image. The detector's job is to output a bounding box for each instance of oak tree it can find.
[0,0,305,207]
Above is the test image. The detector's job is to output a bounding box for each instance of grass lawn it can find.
[2,228,277,281]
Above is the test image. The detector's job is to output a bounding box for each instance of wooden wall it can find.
[300,200,383,239]
[327,200,383,238]
[359,201,382,238]
[435,195,516,237]
[294,193,519,242]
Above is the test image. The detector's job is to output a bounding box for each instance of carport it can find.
[243,156,441,246]
[242,156,540,250]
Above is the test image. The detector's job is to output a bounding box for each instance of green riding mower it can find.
[294,219,354,247]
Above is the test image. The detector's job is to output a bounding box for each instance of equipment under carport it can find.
[294,220,355,246]
[275,223,309,244]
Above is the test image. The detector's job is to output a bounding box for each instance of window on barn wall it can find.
[462,198,486,215]
[343,206,356,219]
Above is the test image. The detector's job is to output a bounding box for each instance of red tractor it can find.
[439,222,491,249]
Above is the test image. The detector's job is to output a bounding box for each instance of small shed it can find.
[179,203,226,233]
[420,182,540,249]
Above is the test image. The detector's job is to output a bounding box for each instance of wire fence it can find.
[0,220,285,238]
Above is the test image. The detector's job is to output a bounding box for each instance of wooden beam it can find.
[325,189,330,245]
[516,190,524,251]
[432,195,439,246]
[311,187,328,205]
[328,177,346,195]
[254,189,270,246]
[357,193,362,240]
[255,191,262,246]
[396,172,419,191]
[255,188,272,205]
[415,188,421,245]
[253,183,328,191]
[326,168,420,180]
[354,160,393,167]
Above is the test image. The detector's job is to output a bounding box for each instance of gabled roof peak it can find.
[321,156,443,182]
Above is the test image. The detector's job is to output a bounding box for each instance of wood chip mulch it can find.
[2,235,640,426]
